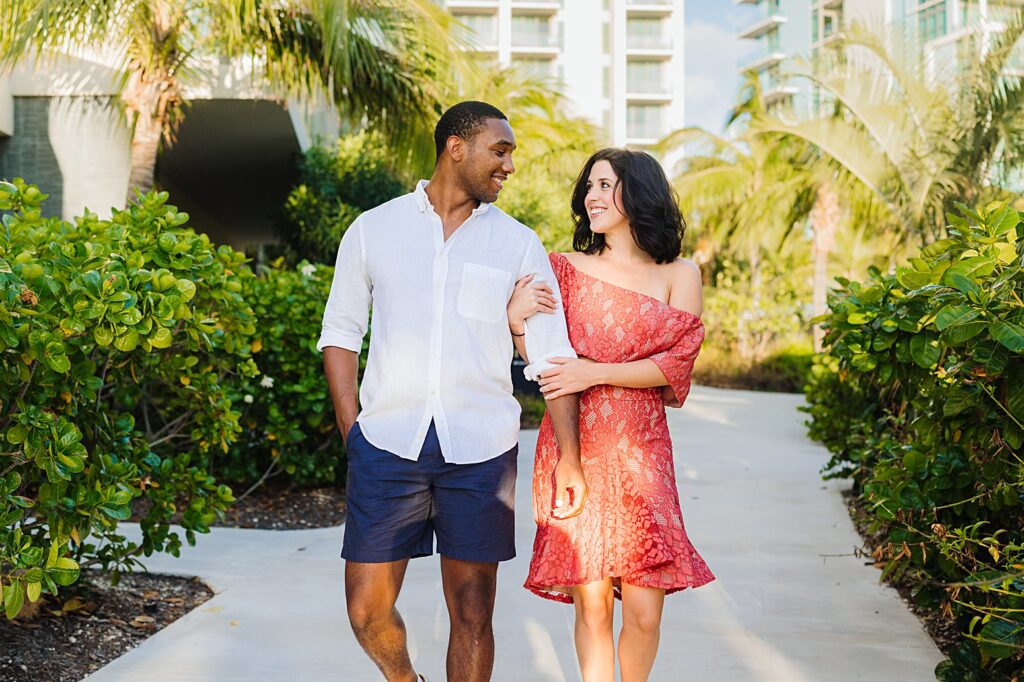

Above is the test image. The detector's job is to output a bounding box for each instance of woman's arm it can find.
[538,357,667,399]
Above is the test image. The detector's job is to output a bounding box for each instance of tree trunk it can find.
[127,108,162,199]
[122,0,182,202]
[811,183,840,352]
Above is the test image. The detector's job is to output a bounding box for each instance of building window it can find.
[514,58,553,79]
[626,104,665,139]
[626,17,668,50]
[916,0,947,43]
[454,13,498,46]
[512,15,554,48]
[626,60,667,94]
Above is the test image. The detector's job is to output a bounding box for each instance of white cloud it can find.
[685,18,747,133]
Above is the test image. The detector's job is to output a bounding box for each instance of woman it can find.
[508,148,714,682]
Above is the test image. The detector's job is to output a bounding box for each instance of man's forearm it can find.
[545,393,580,462]
[323,347,360,436]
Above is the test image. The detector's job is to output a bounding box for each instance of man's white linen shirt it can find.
[317,180,576,464]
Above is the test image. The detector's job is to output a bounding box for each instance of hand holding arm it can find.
[508,274,557,361]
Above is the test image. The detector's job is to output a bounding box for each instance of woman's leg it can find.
[618,583,666,682]
[572,579,616,682]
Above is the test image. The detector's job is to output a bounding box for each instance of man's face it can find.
[457,118,516,204]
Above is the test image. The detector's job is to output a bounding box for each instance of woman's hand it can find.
[539,357,602,400]
[508,274,557,334]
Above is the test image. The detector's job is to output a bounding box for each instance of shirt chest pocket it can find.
[457,263,513,324]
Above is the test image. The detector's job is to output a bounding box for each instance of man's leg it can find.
[440,557,499,682]
[346,559,418,682]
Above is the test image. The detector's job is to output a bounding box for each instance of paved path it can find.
[86,386,943,681]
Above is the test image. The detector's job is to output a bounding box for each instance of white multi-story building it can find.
[734,0,811,111]
[445,0,686,150]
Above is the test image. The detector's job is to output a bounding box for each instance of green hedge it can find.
[804,202,1024,679]
[220,259,359,487]
[0,179,258,618]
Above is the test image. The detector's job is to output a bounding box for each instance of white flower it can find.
[260,376,274,389]
[243,394,254,404]
[300,263,316,277]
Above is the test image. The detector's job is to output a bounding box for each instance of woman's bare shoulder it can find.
[665,258,703,314]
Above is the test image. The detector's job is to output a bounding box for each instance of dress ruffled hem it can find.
[523,569,715,605]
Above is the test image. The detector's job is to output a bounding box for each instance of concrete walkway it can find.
[86,386,943,681]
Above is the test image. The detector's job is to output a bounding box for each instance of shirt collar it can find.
[414,179,491,217]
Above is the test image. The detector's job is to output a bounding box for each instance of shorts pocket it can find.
[457,263,513,324]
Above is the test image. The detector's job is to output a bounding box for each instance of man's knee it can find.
[346,591,390,634]
[345,562,404,634]
[443,561,497,632]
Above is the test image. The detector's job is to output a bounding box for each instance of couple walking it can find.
[317,101,713,682]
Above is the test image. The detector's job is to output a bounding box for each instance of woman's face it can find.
[584,159,628,235]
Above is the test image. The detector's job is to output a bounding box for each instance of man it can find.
[318,100,587,682]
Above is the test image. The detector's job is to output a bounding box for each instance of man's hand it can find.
[552,456,587,520]
[338,416,359,446]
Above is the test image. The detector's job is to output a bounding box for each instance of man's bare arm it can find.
[323,347,360,444]
[545,393,587,519]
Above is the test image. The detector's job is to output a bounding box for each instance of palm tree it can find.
[0,0,462,200]
[662,75,888,351]
[758,14,1024,244]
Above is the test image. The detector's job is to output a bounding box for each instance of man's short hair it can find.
[434,101,508,161]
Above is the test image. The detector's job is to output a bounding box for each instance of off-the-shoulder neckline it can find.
[553,252,703,324]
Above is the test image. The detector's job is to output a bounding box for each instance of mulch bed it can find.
[129,481,347,530]
[3,483,345,680]
[213,480,347,529]
[0,571,213,682]
[842,488,962,657]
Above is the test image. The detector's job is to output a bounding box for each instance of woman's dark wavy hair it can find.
[571,148,685,264]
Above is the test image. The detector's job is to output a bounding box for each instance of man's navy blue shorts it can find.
[341,421,518,564]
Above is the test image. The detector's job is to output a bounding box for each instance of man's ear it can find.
[446,135,465,162]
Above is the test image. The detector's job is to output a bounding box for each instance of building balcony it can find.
[763,84,798,106]
[626,91,673,104]
[821,29,842,46]
[817,0,843,8]
[737,44,787,73]
[626,0,674,17]
[737,14,787,40]
[446,0,500,8]
[511,0,560,12]
[626,34,673,50]
[510,32,560,56]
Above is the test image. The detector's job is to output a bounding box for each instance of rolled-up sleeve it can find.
[519,237,576,381]
[317,217,370,353]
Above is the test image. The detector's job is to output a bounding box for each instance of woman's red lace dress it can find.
[524,253,715,604]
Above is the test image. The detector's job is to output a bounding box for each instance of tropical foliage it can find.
[805,202,1024,679]
[0,0,462,196]
[276,132,406,265]
[0,179,256,618]
[220,259,363,489]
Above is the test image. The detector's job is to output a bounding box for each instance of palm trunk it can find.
[122,0,182,202]
[127,108,162,198]
[811,183,840,352]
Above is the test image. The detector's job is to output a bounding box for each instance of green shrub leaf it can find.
[989,321,1024,353]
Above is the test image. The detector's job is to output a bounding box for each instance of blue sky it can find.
[684,0,746,134]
